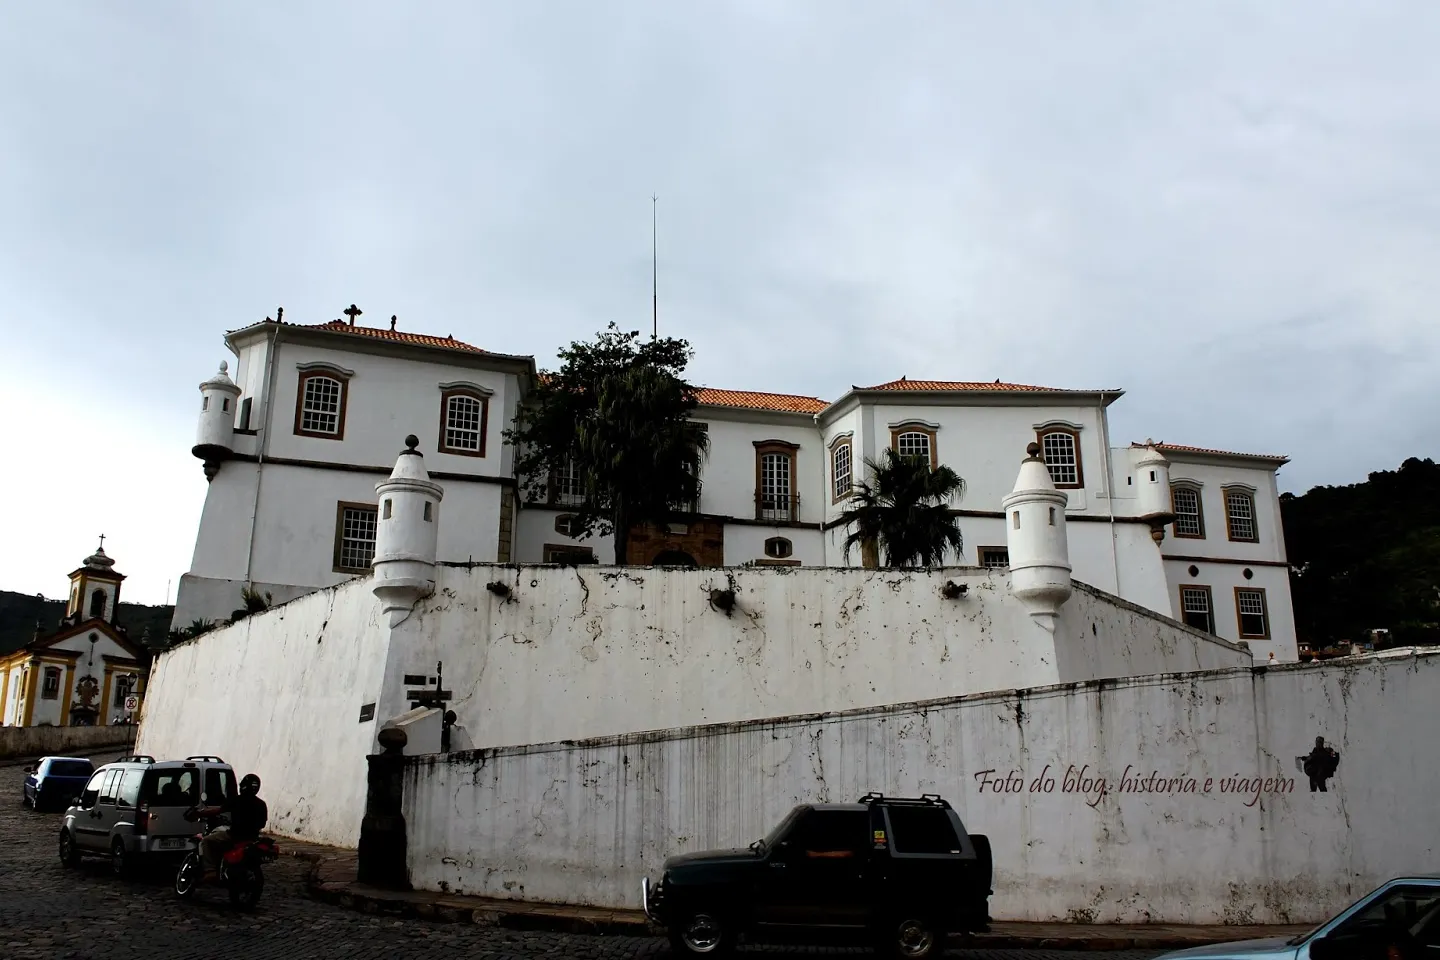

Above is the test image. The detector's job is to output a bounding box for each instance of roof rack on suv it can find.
[856,792,952,809]
[114,755,155,764]
[184,756,225,763]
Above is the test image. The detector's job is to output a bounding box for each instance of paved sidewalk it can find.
[285,842,1313,951]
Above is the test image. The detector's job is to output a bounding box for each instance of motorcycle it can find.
[173,808,279,909]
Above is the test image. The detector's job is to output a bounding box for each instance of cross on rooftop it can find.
[98,534,105,550]
[343,304,362,326]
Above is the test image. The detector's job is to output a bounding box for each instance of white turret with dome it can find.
[194,361,242,481]
[372,435,445,625]
[1002,443,1073,633]
[1132,439,1176,542]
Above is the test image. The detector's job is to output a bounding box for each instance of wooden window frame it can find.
[764,537,794,559]
[977,546,1010,568]
[1170,482,1206,539]
[41,666,61,700]
[543,543,597,565]
[332,500,379,574]
[889,427,938,470]
[294,367,351,440]
[754,440,800,522]
[1223,486,1260,544]
[1234,587,1270,640]
[1179,584,1215,634]
[1035,426,1084,489]
[437,388,490,458]
[830,438,854,504]
[547,454,585,506]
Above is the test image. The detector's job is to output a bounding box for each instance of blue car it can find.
[22,757,96,813]
[1155,875,1440,959]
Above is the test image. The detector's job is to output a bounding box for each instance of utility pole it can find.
[652,194,658,339]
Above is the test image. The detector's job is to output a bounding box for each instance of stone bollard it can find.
[357,726,411,889]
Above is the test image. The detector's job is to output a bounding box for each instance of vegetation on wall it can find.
[1283,456,1440,648]
[504,323,710,564]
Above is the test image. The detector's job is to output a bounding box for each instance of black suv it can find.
[641,793,992,958]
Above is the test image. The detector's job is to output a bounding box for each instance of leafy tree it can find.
[504,323,709,564]
[837,448,967,568]
[1282,457,1440,647]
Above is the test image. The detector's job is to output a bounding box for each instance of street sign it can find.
[124,695,139,712]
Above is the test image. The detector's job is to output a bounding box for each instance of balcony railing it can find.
[755,492,801,523]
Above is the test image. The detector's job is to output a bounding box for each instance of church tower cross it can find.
[344,304,362,327]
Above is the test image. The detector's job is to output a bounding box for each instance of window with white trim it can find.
[1039,430,1081,487]
[335,503,378,573]
[1225,490,1258,542]
[1171,485,1204,538]
[1179,586,1214,633]
[41,667,61,700]
[1236,588,1269,638]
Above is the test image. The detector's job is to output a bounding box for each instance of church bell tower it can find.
[66,538,126,624]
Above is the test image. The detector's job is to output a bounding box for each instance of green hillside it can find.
[0,591,173,657]
[1282,456,1440,648]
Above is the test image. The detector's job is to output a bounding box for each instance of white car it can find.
[1155,875,1440,959]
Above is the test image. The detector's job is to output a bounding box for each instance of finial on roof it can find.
[219,361,229,375]
[400,434,421,456]
[1026,442,1042,459]
[276,306,283,323]
[995,378,1001,383]
[344,304,363,327]
[390,315,397,331]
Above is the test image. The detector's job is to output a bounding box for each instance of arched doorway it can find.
[651,550,698,567]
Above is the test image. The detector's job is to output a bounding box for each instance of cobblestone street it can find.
[1,753,1164,960]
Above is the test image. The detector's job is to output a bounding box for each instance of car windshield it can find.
[759,807,806,850]
[46,761,93,777]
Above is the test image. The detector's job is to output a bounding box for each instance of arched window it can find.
[831,440,853,502]
[89,588,106,619]
[1171,483,1205,538]
[295,370,349,439]
[438,390,489,456]
[1036,428,1083,488]
[1224,486,1259,543]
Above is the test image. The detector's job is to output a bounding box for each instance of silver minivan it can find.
[59,754,237,877]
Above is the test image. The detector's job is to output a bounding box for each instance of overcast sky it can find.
[2,1,1437,605]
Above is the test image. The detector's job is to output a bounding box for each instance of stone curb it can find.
[289,850,1293,951]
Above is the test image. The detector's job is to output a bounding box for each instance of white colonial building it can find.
[2,543,147,727]
[173,308,1297,661]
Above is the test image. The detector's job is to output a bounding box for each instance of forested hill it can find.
[0,591,173,657]
[1282,456,1440,648]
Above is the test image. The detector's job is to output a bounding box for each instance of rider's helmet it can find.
[240,774,261,796]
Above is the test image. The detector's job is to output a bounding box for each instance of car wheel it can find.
[59,830,81,868]
[668,911,731,956]
[111,839,132,880]
[882,917,940,959]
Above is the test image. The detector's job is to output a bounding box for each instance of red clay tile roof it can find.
[1132,442,1289,463]
[299,320,492,354]
[693,388,828,414]
[858,377,1096,393]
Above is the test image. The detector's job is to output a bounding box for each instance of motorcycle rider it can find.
[193,773,268,881]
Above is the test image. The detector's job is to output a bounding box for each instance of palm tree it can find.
[837,448,967,568]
